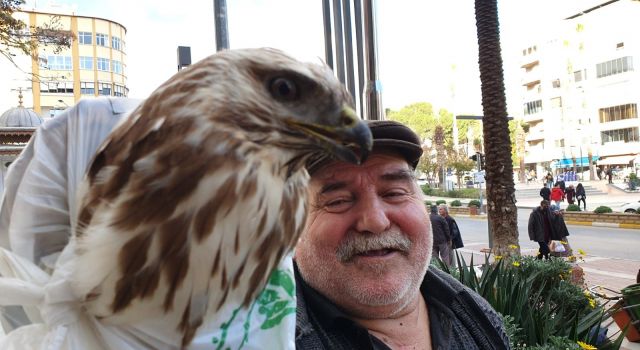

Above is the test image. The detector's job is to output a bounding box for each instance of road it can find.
[451,209,640,292]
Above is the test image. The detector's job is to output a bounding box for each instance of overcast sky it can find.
[22,0,584,115]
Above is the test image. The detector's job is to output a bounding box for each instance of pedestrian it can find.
[549,205,572,257]
[296,120,509,348]
[528,200,556,260]
[565,184,576,205]
[539,185,551,201]
[550,183,564,206]
[576,183,587,210]
[545,172,554,188]
[556,177,566,201]
[429,205,452,266]
[597,167,603,180]
[438,204,463,264]
[606,167,613,184]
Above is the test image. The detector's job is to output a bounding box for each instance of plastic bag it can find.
[549,240,566,253]
[0,98,296,349]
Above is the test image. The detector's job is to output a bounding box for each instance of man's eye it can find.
[323,198,353,212]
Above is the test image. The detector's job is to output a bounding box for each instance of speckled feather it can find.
[69,48,357,348]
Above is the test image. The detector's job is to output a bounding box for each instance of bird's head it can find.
[167,48,373,167]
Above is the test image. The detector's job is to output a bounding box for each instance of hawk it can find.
[69,48,372,347]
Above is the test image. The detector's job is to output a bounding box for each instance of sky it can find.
[21,0,586,116]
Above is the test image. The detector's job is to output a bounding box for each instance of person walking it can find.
[565,184,576,205]
[539,185,551,201]
[429,205,452,266]
[438,204,463,265]
[550,183,564,206]
[528,200,557,260]
[576,183,587,210]
[545,172,554,188]
[606,167,613,184]
[549,205,572,258]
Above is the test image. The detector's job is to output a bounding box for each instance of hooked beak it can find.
[289,106,372,165]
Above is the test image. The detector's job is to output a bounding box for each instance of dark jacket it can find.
[565,187,576,204]
[576,184,586,199]
[551,212,570,240]
[444,215,464,249]
[430,213,451,245]
[295,264,510,349]
[528,207,557,242]
[539,187,551,201]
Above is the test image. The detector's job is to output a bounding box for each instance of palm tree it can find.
[474,0,520,256]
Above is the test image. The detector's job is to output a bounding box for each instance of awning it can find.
[551,156,600,168]
[597,155,636,166]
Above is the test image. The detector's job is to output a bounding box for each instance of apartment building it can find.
[0,6,128,117]
[520,0,640,179]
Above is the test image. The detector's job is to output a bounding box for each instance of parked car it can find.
[620,200,640,213]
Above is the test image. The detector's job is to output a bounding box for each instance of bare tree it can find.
[1,0,74,67]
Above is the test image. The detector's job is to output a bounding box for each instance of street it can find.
[451,208,640,293]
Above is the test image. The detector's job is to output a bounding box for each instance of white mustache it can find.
[336,230,412,262]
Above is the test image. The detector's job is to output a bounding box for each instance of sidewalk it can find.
[425,179,638,212]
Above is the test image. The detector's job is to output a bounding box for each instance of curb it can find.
[564,220,640,229]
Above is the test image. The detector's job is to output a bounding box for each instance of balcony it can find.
[523,112,544,123]
[525,128,545,142]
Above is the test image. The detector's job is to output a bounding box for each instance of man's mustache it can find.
[336,230,412,263]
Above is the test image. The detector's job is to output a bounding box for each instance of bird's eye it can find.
[269,77,299,101]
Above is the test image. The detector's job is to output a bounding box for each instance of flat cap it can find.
[307,120,423,174]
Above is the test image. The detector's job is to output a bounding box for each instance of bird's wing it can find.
[70,109,307,346]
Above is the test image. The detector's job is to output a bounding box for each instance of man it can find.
[528,200,557,260]
[539,184,551,201]
[295,120,509,349]
[439,204,463,253]
[430,204,452,266]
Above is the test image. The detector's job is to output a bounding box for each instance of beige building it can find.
[0,6,128,118]
[519,0,640,179]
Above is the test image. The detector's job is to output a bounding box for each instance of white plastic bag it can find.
[0,98,296,349]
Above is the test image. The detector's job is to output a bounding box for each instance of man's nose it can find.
[354,196,391,234]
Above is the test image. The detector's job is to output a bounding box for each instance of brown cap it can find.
[307,120,423,174]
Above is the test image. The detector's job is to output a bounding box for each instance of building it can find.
[520,0,640,180]
[0,5,128,118]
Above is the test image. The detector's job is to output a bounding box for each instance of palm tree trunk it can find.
[474,0,520,256]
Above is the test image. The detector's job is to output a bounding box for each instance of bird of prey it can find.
[69,48,372,347]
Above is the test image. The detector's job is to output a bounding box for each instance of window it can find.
[112,60,122,74]
[574,70,583,82]
[552,79,561,88]
[523,100,542,115]
[97,57,110,71]
[96,33,108,47]
[79,56,93,70]
[601,127,639,144]
[47,55,72,70]
[550,97,562,108]
[81,82,95,95]
[40,81,73,93]
[98,82,112,96]
[555,139,565,148]
[112,36,121,50]
[78,31,92,45]
[599,103,637,123]
[114,84,126,97]
[596,56,633,78]
[617,42,624,49]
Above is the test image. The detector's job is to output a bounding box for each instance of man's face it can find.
[295,153,432,319]
[541,202,549,210]
[438,206,446,217]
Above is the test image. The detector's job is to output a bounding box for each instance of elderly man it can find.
[528,200,557,260]
[295,120,509,349]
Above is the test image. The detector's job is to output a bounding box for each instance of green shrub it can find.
[424,200,432,206]
[468,199,481,208]
[451,200,462,207]
[566,204,581,212]
[421,185,484,199]
[438,253,625,349]
[435,199,446,205]
[593,206,612,214]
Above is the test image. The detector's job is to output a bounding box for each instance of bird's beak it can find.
[288,106,372,165]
